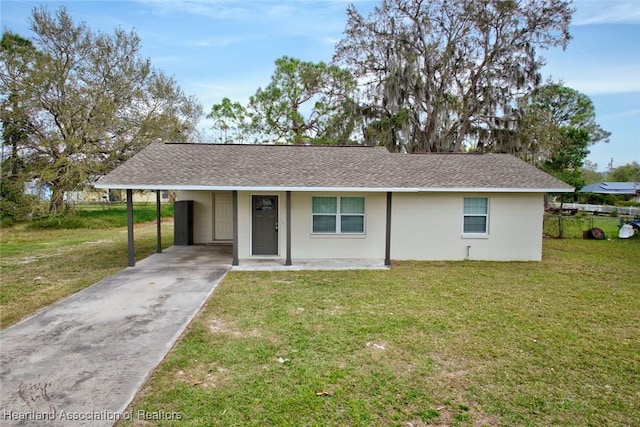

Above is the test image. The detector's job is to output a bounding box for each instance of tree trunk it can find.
[49,186,66,215]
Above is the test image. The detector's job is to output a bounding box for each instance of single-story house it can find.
[94,143,573,266]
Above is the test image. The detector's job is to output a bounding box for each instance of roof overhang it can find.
[93,183,574,193]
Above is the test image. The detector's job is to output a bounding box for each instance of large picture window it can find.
[463,197,489,234]
[312,196,365,233]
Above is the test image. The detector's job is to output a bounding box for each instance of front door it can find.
[252,195,278,255]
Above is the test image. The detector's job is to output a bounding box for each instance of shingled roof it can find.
[94,143,573,192]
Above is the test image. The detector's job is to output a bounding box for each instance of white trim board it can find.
[93,184,574,193]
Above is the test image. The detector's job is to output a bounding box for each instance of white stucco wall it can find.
[390,192,544,261]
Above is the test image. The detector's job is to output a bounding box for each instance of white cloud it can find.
[267,4,295,17]
[188,75,271,107]
[572,0,640,25]
[136,0,251,19]
[186,36,253,47]
[558,65,640,95]
[598,107,640,120]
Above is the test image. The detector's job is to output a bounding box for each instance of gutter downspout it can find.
[385,192,392,267]
[156,190,162,253]
[286,191,292,266]
[232,190,239,266]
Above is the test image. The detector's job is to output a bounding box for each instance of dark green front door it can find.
[252,196,278,255]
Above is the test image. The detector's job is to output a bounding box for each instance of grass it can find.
[0,204,174,329]
[124,238,640,426]
[25,202,174,230]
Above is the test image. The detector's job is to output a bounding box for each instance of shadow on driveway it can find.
[0,245,231,426]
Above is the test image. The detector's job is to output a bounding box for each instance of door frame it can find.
[250,194,279,256]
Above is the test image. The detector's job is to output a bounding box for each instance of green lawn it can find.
[0,205,174,328]
[2,211,638,425]
[123,238,640,426]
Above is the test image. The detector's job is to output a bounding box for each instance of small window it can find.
[312,197,337,232]
[340,197,364,233]
[312,196,365,233]
[463,197,488,234]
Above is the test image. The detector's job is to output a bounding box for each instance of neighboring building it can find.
[65,188,172,204]
[114,189,172,204]
[95,143,573,264]
[580,182,640,200]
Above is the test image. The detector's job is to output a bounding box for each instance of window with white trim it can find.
[463,197,489,234]
[312,196,365,233]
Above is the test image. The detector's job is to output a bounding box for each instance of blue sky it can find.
[2,0,639,172]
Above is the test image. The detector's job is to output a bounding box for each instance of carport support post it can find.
[126,189,135,267]
[385,192,392,267]
[232,190,239,266]
[285,191,292,266]
[156,190,162,253]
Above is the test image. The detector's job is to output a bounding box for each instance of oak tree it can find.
[517,84,609,184]
[0,7,202,213]
[334,0,573,153]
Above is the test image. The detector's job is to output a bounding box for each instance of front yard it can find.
[125,238,639,426]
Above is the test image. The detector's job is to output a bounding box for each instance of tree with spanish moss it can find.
[334,0,574,153]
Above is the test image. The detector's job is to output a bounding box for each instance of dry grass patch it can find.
[0,221,174,328]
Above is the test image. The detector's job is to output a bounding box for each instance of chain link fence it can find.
[543,214,632,239]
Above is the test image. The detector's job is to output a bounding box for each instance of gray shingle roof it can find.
[94,143,574,192]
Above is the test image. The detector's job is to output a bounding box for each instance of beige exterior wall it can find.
[177,190,235,244]
[177,190,544,261]
[236,191,286,258]
[237,191,386,260]
[390,192,544,261]
[177,190,213,244]
[288,192,386,260]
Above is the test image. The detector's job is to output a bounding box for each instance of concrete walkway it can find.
[233,257,388,271]
[0,245,231,426]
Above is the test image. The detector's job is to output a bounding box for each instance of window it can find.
[463,197,488,234]
[312,196,365,233]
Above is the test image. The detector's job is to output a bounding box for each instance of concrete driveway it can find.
[0,245,231,426]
